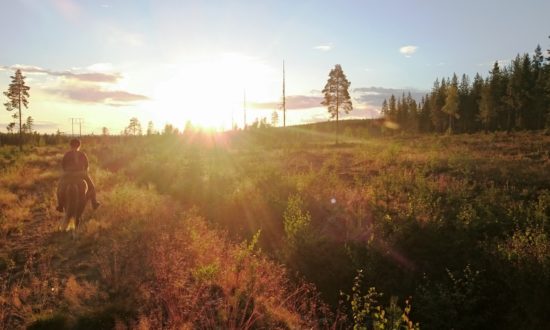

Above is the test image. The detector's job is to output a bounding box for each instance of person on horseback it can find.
[56,138,100,212]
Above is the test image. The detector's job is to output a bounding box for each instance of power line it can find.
[69,118,84,136]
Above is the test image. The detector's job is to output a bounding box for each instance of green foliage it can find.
[380,38,550,134]
[4,130,550,329]
[416,265,489,330]
[283,194,312,248]
[342,270,419,330]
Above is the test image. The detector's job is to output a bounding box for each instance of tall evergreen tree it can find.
[25,116,34,134]
[533,45,546,129]
[146,121,155,135]
[3,69,30,151]
[321,64,352,141]
[457,74,471,132]
[271,111,279,127]
[442,83,459,134]
[381,99,389,117]
[126,117,142,136]
[488,61,507,130]
[430,78,447,132]
[479,81,495,132]
[504,56,523,131]
[6,122,15,134]
[470,73,484,132]
[388,94,397,121]
[418,95,433,132]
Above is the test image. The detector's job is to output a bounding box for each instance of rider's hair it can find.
[70,138,81,149]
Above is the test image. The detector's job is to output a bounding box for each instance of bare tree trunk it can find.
[18,95,22,151]
[336,77,339,144]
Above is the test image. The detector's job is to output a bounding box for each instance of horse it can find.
[59,178,88,238]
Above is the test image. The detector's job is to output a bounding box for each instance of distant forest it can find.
[381,39,550,133]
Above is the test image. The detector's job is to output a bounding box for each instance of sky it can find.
[1,0,549,134]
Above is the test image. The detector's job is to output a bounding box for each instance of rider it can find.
[56,138,100,212]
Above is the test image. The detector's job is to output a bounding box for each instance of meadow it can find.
[1,123,549,329]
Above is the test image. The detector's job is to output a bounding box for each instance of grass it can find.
[0,143,329,329]
[0,127,549,329]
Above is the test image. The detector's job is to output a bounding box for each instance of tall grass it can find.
[85,130,550,329]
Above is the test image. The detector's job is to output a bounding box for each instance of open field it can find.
[1,127,549,329]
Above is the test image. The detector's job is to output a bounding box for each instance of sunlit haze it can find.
[1,0,549,133]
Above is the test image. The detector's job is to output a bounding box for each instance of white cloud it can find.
[314,44,333,52]
[1,64,121,83]
[399,45,418,57]
[86,63,114,72]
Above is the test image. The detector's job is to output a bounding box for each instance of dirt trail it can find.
[0,147,101,329]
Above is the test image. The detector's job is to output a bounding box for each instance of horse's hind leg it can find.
[75,216,82,236]
[60,213,70,232]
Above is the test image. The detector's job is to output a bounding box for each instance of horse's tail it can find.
[65,183,79,219]
[65,180,87,219]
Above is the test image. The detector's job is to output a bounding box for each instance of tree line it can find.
[381,40,550,133]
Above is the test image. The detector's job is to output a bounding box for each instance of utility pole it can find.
[282,60,286,127]
[69,118,83,136]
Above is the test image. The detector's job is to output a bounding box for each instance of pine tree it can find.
[381,99,389,117]
[458,74,471,133]
[269,113,276,127]
[418,95,433,133]
[126,117,142,136]
[504,56,523,131]
[321,64,352,141]
[442,83,459,134]
[3,69,30,151]
[479,81,495,132]
[470,73,484,132]
[270,111,279,127]
[147,121,155,135]
[533,45,546,129]
[388,94,397,121]
[25,116,34,134]
[6,122,15,134]
[430,78,447,132]
[406,92,418,132]
[101,127,109,136]
[488,61,506,130]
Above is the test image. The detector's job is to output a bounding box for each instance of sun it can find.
[152,53,278,130]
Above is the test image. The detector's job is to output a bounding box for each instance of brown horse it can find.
[59,179,88,238]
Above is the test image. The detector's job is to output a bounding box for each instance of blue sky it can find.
[1,0,549,133]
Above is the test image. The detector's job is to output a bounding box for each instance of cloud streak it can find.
[3,64,121,83]
[47,85,148,106]
[314,44,333,52]
[252,95,324,110]
[399,45,418,57]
